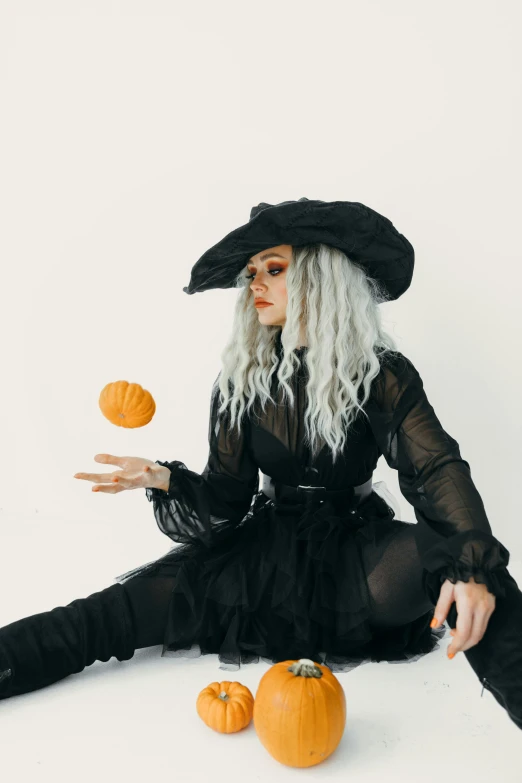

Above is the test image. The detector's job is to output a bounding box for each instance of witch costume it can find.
[1,199,521,732]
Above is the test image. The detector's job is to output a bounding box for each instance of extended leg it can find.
[120,576,177,649]
[0,575,181,701]
[0,582,136,700]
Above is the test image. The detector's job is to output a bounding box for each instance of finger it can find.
[460,611,491,653]
[92,482,125,493]
[432,580,454,627]
[94,454,123,467]
[448,608,473,657]
[110,476,137,488]
[449,599,494,642]
[74,472,119,483]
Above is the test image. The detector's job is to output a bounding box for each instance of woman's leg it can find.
[0,577,173,701]
[120,576,177,649]
[362,522,434,628]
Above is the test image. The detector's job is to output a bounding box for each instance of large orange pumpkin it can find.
[253,658,346,767]
[196,681,255,734]
[99,381,156,428]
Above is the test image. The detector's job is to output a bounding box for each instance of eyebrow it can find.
[247,252,287,267]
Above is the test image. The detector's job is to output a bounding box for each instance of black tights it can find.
[361,521,434,628]
[121,522,434,650]
[122,576,177,649]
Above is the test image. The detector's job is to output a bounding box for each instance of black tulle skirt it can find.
[114,485,447,672]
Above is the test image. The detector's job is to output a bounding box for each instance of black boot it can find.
[444,569,522,730]
[0,582,136,700]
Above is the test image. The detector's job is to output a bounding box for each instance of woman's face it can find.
[246,244,292,327]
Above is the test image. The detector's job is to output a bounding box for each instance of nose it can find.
[250,276,268,293]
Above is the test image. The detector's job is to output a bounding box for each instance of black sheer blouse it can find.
[145,348,511,601]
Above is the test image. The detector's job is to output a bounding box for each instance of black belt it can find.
[261,474,373,508]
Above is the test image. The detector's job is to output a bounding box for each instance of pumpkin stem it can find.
[287,658,323,678]
[218,691,229,700]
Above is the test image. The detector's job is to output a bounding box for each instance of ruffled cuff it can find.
[421,529,511,604]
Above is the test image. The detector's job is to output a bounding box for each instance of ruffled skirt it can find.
[114,481,447,672]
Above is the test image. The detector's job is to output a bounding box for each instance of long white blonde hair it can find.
[215,243,400,464]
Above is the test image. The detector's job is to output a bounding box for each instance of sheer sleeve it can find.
[366,351,511,602]
[144,376,259,548]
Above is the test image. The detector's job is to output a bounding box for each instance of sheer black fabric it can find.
[364,351,511,605]
[114,340,511,672]
[141,380,260,549]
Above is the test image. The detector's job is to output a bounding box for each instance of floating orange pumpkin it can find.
[253,658,346,768]
[196,681,255,734]
[99,381,156,428]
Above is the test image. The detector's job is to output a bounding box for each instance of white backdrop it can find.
[1,2,522,779]
[1,0,520,567]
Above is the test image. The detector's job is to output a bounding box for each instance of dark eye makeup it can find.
[244,268,283,280]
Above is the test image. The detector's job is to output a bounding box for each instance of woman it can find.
[1,199,521,731]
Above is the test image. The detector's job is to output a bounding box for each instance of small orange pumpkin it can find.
[99,381,156,428]
[253,658,346,768]
[196,681,255,734]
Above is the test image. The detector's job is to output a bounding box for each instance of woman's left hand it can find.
[432,577,496,658]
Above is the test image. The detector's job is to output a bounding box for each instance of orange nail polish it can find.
[448,652,455,659]
[430,618,439,629]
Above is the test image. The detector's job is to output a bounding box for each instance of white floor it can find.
[0,509,521,783]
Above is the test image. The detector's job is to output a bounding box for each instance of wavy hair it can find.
[214,243,400,464]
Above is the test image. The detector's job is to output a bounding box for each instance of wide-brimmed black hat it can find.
[182,197,415,301]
